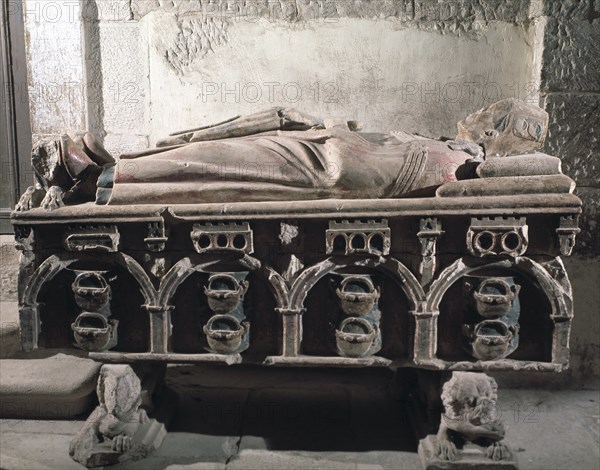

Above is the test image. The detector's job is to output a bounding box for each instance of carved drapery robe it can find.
[98,127,472,205]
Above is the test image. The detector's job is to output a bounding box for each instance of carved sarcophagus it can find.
[12,195,579,370]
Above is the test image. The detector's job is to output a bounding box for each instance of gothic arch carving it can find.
[288,256,425,311]
[22,252,157,307]
[424,256,572,319]
[158,255,288,308]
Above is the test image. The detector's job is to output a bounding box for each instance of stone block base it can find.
[74,418,166,468]
[418,435,518,470]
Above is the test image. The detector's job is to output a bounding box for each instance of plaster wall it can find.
[111,2,541,153]
[22,0,546,153]
[21,0,87,138]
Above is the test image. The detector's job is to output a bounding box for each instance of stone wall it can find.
[540,0,599,257]
[538,0,600,384]
[6,0,598,384]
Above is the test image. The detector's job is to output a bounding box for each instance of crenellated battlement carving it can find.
[326,219,391,256]
[466,216,528,257]
[191,222,254,254]
[64,225,120,252]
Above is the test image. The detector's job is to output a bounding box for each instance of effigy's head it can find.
[31,136,72,189]
[456,98,549,157]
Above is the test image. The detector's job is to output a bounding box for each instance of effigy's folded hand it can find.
[280,108,324,130]
[15,186,45,212]
[446,139,484,160]
[40,186,65,211]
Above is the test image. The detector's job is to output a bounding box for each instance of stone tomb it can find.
[11,101,581,467]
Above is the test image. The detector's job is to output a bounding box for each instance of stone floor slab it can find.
[0,368,598,470]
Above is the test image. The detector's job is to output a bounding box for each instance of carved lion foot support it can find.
[418,371,518,469]
[69,364,167,467]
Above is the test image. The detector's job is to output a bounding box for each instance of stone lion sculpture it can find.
[436,371,512,461]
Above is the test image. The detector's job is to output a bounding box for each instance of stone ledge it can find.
[418,435,518,470]
[10,194,583,224]
[0,236,18,302]
[0,302,19,359]
[0,351,101,419]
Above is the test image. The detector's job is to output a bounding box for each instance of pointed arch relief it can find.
[288,255,425,311]
[425,256,572,320]
[20,252,157,351]
[158,254,288,309]
[22,252,157,308]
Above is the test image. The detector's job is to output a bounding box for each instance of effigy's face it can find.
[456,99,549,157]
[484,107,548,157]
[512,113,546,142]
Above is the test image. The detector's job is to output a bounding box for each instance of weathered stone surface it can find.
[563,255,600,382]
[0,237,18,302]
[82,11,105,139]
[147,17,538,142]
[132,0,534,27]
[103,133,150,157]
[98,23,148,136]
[91,0,133,22]
[23,0,87,134]
[572,187,600,256]
[0,302,20,359]
[0,352,101,418]
[542,93,600,187]
[542,0,596,19]
[164,16,229,76]
[541,18,600,92]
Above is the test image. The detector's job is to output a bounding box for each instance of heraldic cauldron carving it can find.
[12,99,580,468]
